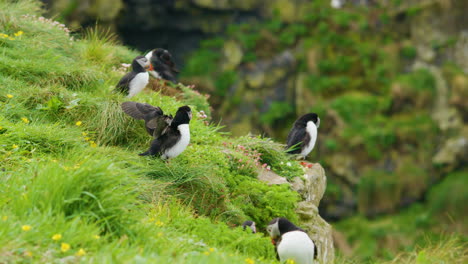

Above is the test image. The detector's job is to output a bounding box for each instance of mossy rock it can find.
[358,169,401,217]
[428,170,468,220]
[331,92,391,123]
[391,69,436,111]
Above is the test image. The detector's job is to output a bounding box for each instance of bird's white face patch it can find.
[250,222,257,233]
[145,51,153,60]
[136,57,150,69]
[267,221,280,239]
[188,111,192,120]
[315,117,320,128]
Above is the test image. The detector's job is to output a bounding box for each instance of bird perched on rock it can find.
[121,102,191,159]
[267,217,317,264]
[145,48,179,83]
[115,56,151,98]
[286,113,320,159]
[242,220,257,233]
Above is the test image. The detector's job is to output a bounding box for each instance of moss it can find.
[331,92,390,123]
[182,49,221,77]
[428,171,468,220]
[400,45,417,59]
[259,101,293,126]
[396,158,430,204]
[358,169,401,216]
[397,69,436,93]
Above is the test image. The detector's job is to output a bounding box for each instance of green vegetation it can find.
[0,1,306,262]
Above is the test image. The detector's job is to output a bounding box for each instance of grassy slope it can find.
[0,1,305,263]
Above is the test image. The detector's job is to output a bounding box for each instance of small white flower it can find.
[286,162,292,167]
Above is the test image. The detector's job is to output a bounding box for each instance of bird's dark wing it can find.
[159,70,177,83]
[121,102,170,137]
[286,127,308,154]
[151,59,177,83]
[139,127,180,156]
[116,72,136,94]
[147,114,172,138]
[158,127,181,153]
[121,102,163,120]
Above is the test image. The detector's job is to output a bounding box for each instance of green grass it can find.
[0,1,308,262]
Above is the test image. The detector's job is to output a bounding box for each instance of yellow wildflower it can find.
[0,33,8,38]
[93,235,100,240]
[154,220,164,227]
[24,251,33,257]
[6,94,13,98]
[0,126,3,130]
[245,258,255,264]
[209,248,215,252]
[89,141,97,148]
[203,251,210,256]
[84,137,91,141]
[75,121,82,126]
[2,216,8,221]
[22,225,32,231]
[12,144,18,149]
[14,31,23,37]
[75,248,86,256]
[82,132,88,136]
[52,234,62,241]
[286,259,296,264]
[61,242,71,252]
[21,117,30,124]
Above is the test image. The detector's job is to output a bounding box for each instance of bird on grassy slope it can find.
[267,217,317,264]
[115,56,151,98]
[145,48,179,83]
[242,220,257,233]
[286,113,320,159]
[121,102,191,159]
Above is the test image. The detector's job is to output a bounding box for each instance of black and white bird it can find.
[286,113,320,159]
[121,102,191,159]
[241,220,257,233]
[145,48,179,83]
[267,217,317,264]
[115,56,150,98]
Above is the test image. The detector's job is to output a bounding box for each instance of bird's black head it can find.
[242,220,257,233]
[132,56,150,72]
[266,217,303,239]
[172,105,191,127]
[295,113,320,128]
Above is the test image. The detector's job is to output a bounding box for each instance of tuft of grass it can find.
[386,237,468,264]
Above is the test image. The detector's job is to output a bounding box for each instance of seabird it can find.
[267,217,317,264]
[115,56,150,98]
[242,220,257,233]
[286,113,320,159]
[121,102,191,159]
[145,48,179,83]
